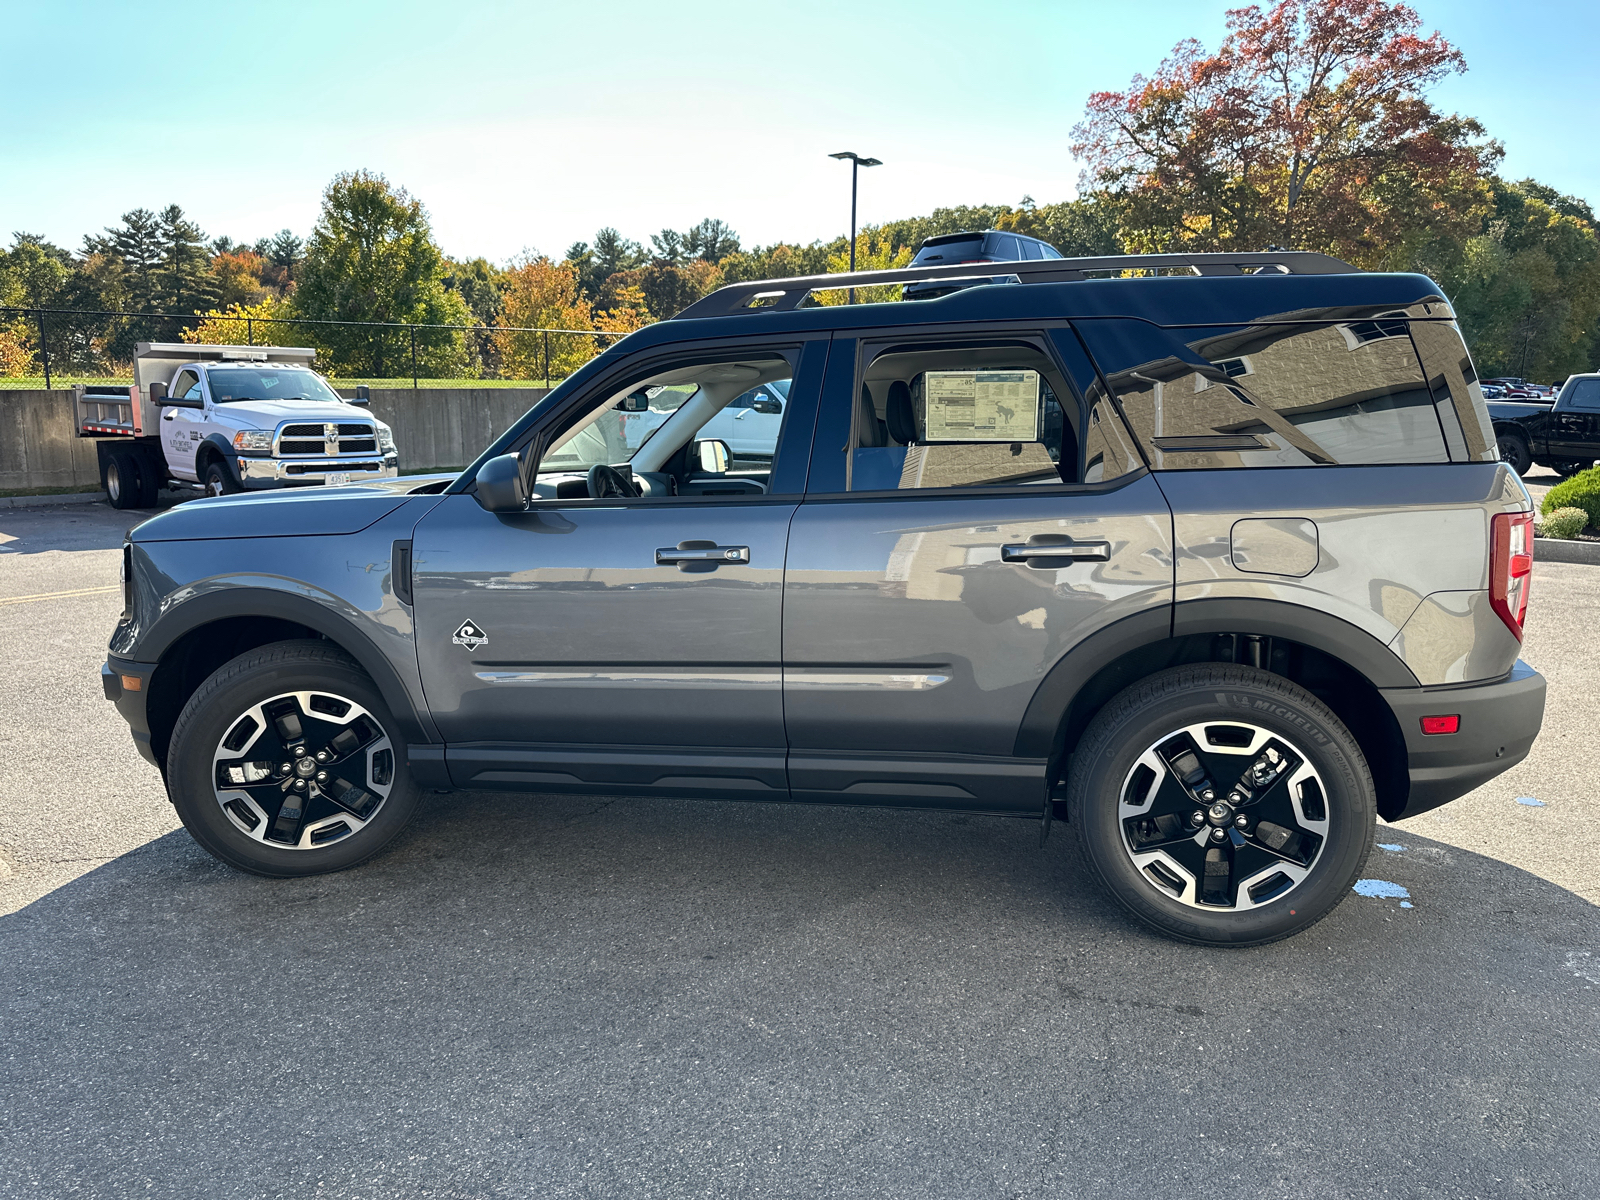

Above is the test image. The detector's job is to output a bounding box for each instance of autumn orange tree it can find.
[1072,0,1500,267]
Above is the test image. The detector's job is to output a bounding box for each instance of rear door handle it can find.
[656,542,751,567]
[1001,541,1110,566]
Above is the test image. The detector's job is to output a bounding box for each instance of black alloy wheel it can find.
[1497,433,1532,477]
[166,641,420,876]
[1069,664,1375,946]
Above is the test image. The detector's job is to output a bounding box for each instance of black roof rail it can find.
[673,251,1359,321]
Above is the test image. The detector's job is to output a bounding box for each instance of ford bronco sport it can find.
[103,251,1546,946]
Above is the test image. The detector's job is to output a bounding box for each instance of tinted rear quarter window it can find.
[1076,319,1452,468]
[914,236,984,264]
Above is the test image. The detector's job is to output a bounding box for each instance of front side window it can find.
[846,342,1084,491]
[533,355,797,499]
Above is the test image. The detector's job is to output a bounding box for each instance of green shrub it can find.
[1540,466,1600,529]
[1541,507,1589,539]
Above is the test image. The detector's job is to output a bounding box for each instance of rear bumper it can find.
[103,656,159,768]
[1380,659,1546,821]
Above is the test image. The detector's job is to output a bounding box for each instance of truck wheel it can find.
[166,640,422,877]
[1496,432,1532,477]
[105,450,146,510]
[1556,459,1593,478]
[1068,664,1375,947]
[202,459,241,497]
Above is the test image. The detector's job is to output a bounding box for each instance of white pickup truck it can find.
[74,342,399,509]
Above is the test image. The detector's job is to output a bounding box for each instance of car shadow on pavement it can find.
[3,790,1597,1199]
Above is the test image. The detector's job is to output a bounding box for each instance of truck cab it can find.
[1488,372,1600,477]
[77,343,399,508]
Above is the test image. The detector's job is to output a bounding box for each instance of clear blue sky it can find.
[3,0,1595,263]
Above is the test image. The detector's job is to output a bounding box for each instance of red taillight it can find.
[1490,511,1534,640]
[1421,715,1460,735]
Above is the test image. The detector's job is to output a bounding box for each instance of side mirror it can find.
[618,391,650,413]
[751,398,783,415]
[351,384,371,406]
[696,438,731,474]
[474,453,528,513]
[147,381,167,404]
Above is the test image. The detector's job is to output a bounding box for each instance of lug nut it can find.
[1234,814,1249,829]
[1190,810,1205,827]
[315,751,329,763]
[294,779,306,791]
[1201,789,1215,802]
[279,763,292,775]
[1210,827,1227,842]
[1228,792,1241,803]
[316,771,328,782]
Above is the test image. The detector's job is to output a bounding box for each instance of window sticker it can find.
[923,370,1041,442]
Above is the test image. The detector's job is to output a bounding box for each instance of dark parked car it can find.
[104,250,1545,948]
[1489,373,1600,476]
[903,229,1063,300]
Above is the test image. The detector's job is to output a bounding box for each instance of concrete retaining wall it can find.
[340,388,549,472]
[0,390,105,491]
[0,386,550,491]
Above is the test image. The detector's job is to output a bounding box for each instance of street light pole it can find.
[830,151,882,302]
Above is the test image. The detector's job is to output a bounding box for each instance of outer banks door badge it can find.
[452,620,488,650]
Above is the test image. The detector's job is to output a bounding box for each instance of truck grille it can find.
[275,422,378,456]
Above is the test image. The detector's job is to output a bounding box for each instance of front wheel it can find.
[1496,432,1532,477]
[166,640,421,877]
[202,459,241,497]
[1069,665,1375,946]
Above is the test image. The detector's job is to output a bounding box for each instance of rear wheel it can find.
[1069,664,1375,947]
[1497,432,1532,477]
[105,449,146,509]
[166,640,421,877]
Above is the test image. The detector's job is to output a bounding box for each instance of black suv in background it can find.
[903,229,1063,300]
[104,250,1545,948]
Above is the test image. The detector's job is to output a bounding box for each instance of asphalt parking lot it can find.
[2,489,1597,1199]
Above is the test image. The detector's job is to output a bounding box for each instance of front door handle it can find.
[656,541,751,569]
[1001,540,1110,566]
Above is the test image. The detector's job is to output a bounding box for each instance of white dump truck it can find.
[74,343,399,509]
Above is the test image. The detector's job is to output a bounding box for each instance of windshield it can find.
[206,367,342,403]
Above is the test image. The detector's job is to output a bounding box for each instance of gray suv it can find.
[104,251,1546,947]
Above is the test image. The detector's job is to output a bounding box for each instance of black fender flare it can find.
[138,586,436,747]
[1012,598,1419,758]
[197,434,246,486]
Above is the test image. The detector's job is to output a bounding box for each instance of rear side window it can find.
[1564,379,1600,411]
[1075,319,1451,468]
[847,341,1081,491]
[913,236,984,265]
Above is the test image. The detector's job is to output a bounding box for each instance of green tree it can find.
[84,208,164,313]
[154,204,218,314]
[684,218,740,262]
[292,171,470,376]
[1443,178,1600,379]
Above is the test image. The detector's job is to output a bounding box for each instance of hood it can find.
[213,399,379,425]
[131,486,411,542]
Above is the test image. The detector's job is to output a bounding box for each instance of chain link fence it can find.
[0,306,636,390]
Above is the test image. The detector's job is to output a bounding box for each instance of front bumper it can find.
[237,454,399,488]
[1380,658,1546,821]
[103,656,159,768]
